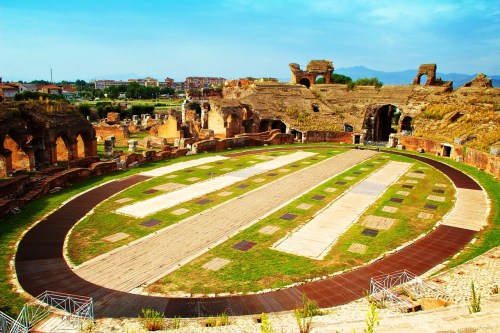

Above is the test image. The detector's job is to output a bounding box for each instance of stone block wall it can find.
[303,131,352,143]
[94,124,130,142]
[0,175,30,199]
[398,136,499,178]
[68,156,100,168]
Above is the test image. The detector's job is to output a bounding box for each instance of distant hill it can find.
[334,66,499,88]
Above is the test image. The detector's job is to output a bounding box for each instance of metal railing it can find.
[2,291,93,333]
[369,270,449,311]
[0,311,28,333]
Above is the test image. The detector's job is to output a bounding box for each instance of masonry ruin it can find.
[0,102,97,177]
[289,60,334,88]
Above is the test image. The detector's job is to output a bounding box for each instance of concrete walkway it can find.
[74,149,377,292]
[441,188,488,231]
[139,155,228,177]
[273,161,411,259]
[115,151,315,217]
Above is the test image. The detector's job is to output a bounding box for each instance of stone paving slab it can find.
[418,212,433,219]
[202,257,230,271]
[165,174,178,179]
[152,183,185,192]
[76,149,376,291]
[347,243,367,254]
[324,187,337,193]
[115,151,316,218]
[435,183,447,187]
[407,172,426,179]
[217,191,233,197]
[253,178,265,183]
[382,206,398,213]
[297,203,312,210]
[344,176,355,180]
[406,179,418,184]
[171,208,189,215]
[427,195,445,202]
[396,190,410,196]
[220,167,232,171]
[197,165,214,169]
[360,215,397,230]
[140,156,228,177]
[186,177,201,182]
[103,232,129,243]
[259,225,280,235]
[115,198,133,204]
[278,168,290,173]
[273,161,411,260]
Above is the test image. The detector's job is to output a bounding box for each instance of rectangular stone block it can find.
[171,208,189,215]
[103,232,129,243]
[427,195,445,202]
[259,225,280,235]
[348,243,367,254]
[203,257,230,271]
[296,203,312,210]
[382,206,398,213]
[115,197,133,204]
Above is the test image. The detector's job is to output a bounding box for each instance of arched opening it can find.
[55,136,70,163]
[299,78,311,88]
[442,145,452,157]
[76,134,85,158]
[312,103,320,112]
[3,134,31,172]
[418,75,428,85]
[259,119,271,132]
[315,75,326,84]
[400,116,413,134]
[290,129,303,142]
[344,124,354,132]
[271,120,287,133]
[362,104,398,142]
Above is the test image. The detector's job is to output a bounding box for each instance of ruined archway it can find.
[271,120,287,133]
[344,124,354,132]
[299,78,311,88]
[413,64,437,85]
[76,134,85,158]
[75,131,95,158]
[55,135,71,164]
[2,132,32,172]
[362,104,398,142]
[399,116,413,134]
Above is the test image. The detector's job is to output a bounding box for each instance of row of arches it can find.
[0,116,97,177]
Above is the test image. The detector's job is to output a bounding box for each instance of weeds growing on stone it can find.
[260,313,275,333]
[139,308,166,331]
[468,281,481,314]
[364,301,380,333]
[295,294,322,333]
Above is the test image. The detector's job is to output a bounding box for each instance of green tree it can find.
[351,77,383,88]
[331,73,353,84]
[105,85,119,99]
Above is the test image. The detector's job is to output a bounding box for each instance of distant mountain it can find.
[334,66,499,88]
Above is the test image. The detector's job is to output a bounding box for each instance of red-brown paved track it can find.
[15,149,480,318]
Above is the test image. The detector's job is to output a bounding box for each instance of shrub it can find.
[139,308,166,331]
[295,294,321,333]
[364,301,380,333]
[77,103,92,117]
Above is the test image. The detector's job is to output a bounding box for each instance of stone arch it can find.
[413,64,437,85]
[315,75,326,84]
[399,115,413,133]
[344,123,354,132]
[299,78,311,88]
[362,104,398,142]
[2,132,32,172]
[271,120,287,133]
[75,130,95,158]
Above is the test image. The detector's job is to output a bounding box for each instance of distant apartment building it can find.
[185,77,225,89]
[41,84,63,95]
[94,80,128,89]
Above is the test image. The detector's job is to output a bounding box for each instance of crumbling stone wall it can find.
[303,131,352,143]
[289,60,334,87]
[413,64,437,85]
[464,73,493,88]
[94,124,130,142]
[0,102,97,175]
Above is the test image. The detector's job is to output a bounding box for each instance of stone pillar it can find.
[104,138,114,156]
[67,139,79,161]
[0,150,13,177]
[48,142,57,166]
[128,140,138,152]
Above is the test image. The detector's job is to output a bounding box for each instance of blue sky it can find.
[1,0,498,81]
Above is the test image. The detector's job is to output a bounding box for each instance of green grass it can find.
[379,148,499,268]
[67,148,345,265]
[146,154,454,295]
